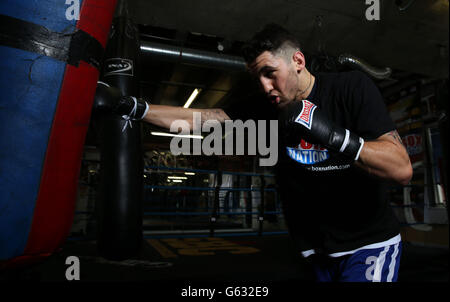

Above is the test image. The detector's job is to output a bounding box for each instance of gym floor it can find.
[1,234,448,284]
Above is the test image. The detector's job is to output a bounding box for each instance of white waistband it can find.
[301,234,402,258]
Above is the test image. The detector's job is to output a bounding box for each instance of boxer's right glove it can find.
[94,81,150,123]
[278,99,364,161]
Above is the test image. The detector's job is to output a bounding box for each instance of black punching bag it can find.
[96,0,143,260]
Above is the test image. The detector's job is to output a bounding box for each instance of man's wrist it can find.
[121,96,150,121]
[328,128,364,161]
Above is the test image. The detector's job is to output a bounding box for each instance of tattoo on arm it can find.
[200,109,229,124]
[387,130,404,145]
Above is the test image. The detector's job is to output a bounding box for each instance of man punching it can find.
[93,23,412,282]
[240,24,412,282]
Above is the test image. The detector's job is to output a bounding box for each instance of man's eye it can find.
[265,70,275,78]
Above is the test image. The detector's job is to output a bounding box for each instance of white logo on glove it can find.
[294,100,317,130]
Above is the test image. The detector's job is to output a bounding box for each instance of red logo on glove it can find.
[295,100,317,130]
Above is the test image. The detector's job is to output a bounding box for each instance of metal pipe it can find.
[396,0,416,11]
[337,53,392,79]
[140,40,246,71]
[140,42,393,80]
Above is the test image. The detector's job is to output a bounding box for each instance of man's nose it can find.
[260,77,273,94]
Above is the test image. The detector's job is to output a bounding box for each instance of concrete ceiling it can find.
[129,0,449,79]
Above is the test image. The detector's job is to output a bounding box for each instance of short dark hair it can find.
[241,23,301,64]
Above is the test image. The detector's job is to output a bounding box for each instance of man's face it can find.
[248,50,299,109]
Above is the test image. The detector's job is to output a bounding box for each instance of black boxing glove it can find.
[279,99,364,161]
[94,81,149,122]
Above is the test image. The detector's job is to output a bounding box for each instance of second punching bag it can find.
[96,1,143,260]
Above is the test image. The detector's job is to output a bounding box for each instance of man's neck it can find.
[303,74,315,99]
[297,71,315,100]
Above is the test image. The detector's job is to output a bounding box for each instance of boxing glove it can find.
[279,99,364,161]
[94,81,149,121]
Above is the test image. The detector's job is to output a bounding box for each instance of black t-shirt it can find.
[225,70,401,255]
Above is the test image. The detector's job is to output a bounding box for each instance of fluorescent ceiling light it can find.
[168,176,188,180]
[150,132,203,139]
[183,88,201,108]
[171,179,183,183]
[184,172,196,175]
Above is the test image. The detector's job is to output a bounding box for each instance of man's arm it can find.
[279,100,412,186]
[142,104,230,130]
[93,83,230,130]
[355,130,413,185]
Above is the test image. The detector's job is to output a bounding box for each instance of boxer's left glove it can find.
[279,99,364,161]
[94,81,150,122]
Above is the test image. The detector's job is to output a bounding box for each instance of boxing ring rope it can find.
[144,165,276,178]
[70,161,440,243]
[145,186,276,192]
[143,166,281,237]
[71,164,287,239]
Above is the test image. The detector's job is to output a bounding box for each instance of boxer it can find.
[241,24,411,282]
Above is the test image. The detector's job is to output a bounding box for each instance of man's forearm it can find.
[142,104,230,130]
[355,131,413,185]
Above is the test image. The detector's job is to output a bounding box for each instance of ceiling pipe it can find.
[396,0,416,11]
[140,40,246,71]
[140,41,393,80]
[337,54,392,79]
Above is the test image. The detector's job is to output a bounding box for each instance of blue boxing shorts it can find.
[306,235,402,282]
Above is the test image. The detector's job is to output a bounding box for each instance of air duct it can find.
[338,54,392,79]
[140,40,246,71]
[140,41,393,79]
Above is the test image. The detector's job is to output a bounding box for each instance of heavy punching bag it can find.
[0,0,117,268]
[95,0,144,260]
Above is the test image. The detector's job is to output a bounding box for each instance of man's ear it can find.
[292,51,306,72]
